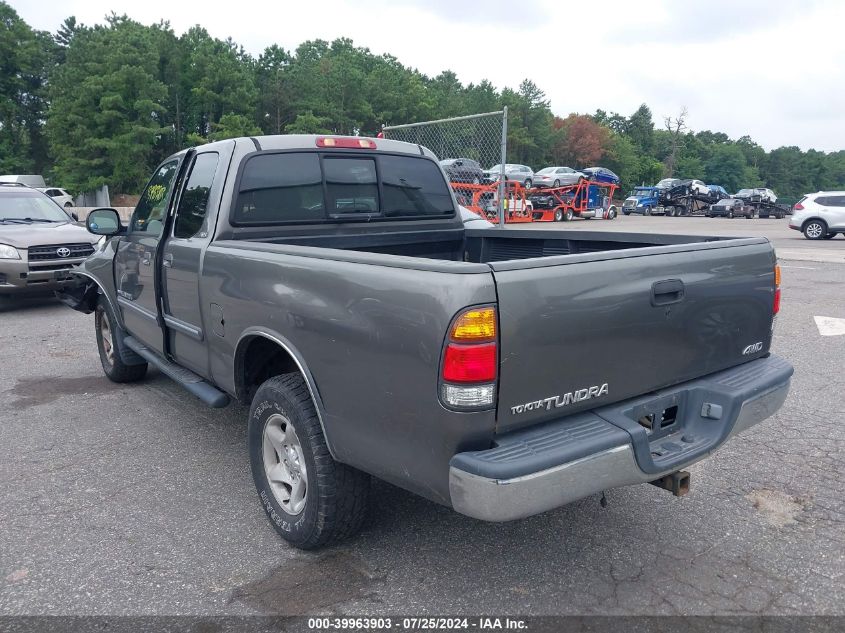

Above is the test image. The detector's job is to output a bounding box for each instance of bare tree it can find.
[663,106,688,177]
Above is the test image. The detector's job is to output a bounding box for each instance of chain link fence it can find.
[382,109,509,225]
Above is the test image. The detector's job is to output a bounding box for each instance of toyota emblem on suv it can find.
[56,247,71,258]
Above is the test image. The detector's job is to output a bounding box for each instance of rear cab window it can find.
[232,151,455,225]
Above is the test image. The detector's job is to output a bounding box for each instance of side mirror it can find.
[86,208,123,236]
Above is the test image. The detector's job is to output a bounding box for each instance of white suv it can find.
[789,192,845,239]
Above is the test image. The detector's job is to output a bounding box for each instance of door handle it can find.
[651,279,685,306]
[141,252,152,266]
[162,253,173,268]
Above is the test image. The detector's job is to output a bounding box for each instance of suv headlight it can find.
[0,244,21,259]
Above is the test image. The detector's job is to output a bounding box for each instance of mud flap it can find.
[54,276,97,314]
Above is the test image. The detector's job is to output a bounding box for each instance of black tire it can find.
[728,210,734,218]
[95,299,147,383]
[471,176,480,185]
[553,179,560,188]
[803,220,827,240]
[607,208,617,220]
[564,209,574,222]
[249,373,370,549]
[524,179,532,189]
[822,232,838,240]
[554,208,564,222]
[64,202,73,208]
[644,206,652,216]
[667,207,676,217]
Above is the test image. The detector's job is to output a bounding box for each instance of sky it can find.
[12,0,845,152]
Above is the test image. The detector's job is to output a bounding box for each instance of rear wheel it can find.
[249,374,370,549]
[554,208,564,222]
[524,178,532,189]
[553,179,560,188]
[95,299,147,383]
[565,209,574,222]
[803,220,827,240]
[728,210,734,218]
[607,208,617,220]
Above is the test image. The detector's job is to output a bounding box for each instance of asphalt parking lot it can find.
[1,215,843,616]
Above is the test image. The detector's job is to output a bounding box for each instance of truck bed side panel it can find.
[492,240,777,433]
[200,244,498,504]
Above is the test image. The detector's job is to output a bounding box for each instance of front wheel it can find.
[553,179,560,188]
[644,206,652,216]
[249,374,370,549]
[524,179,532,189]
[95,299,147,383]
[607,208,617,220]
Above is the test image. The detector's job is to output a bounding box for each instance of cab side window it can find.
[131,159,181,236]
[174,153,219,238]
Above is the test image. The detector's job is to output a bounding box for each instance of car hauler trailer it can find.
[528,180,618,222]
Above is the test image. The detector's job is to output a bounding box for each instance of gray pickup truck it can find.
[60,135,793,549]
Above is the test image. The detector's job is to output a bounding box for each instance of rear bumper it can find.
[449,355,792,522]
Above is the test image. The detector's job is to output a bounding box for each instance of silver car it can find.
[0,184,100,303]
[532,166,585,188]
[484,164,534,187]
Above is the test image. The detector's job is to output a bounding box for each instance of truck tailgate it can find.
[491,239,777,433]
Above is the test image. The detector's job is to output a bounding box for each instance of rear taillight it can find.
[793,202,804,211]
[772,264,781,330]
[440,306,497,410]
[316,136,376,149]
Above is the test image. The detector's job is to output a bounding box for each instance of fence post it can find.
[498,106,508,228]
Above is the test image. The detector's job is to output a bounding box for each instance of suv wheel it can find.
[95,299,148,383]
[249,373,370,549]
[803,220,827,240]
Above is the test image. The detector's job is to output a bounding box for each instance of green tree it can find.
[45,15,168,192]
[0,2,54,173]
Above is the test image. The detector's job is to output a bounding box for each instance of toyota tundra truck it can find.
[59,135,792,549]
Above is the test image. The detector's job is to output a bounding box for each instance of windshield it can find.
[0,193,70,222]
[656,179,676,188]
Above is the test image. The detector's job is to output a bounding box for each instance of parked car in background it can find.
[707,185,729,201]
[789,191,845,239]
[532,166,585,188]
[484,164,534,187]
[39,187,74,208]
[734,189,754,200]
[581,167,620,185]
[0,184,100,304]
[751,188,777,203]
[0,174,47,188]
[677,179,709,196]
[707,197,754,218]
[656,178,682,190]
[439,158,485,184]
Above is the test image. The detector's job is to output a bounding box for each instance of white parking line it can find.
[814,316,845,336]
[780,265,818,270]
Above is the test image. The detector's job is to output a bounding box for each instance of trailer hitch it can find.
[649,471,690,497]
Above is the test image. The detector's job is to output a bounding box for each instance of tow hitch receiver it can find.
[649,471,690,497]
